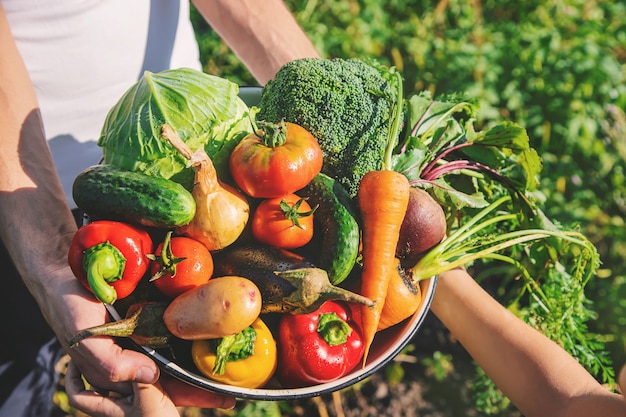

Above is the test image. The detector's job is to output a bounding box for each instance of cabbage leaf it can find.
[98,68,252,188]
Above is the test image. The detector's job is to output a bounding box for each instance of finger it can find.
[60,290,159,391]
[619,364,626,397]
[160,375,236,410]
[69,337,159,394]
[64,359,88,397]
[65,360,128,417]
[132,381,180,416]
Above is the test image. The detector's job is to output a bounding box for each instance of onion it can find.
[161,124,250,251]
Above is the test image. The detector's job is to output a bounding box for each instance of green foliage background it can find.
[191,0,626,412]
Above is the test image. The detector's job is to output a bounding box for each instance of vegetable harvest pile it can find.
[67,62,601,392]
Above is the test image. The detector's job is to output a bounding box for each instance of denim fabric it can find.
[0,338,63,417]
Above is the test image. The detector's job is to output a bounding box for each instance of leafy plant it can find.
[392,91,614,406]
[232,401,282,417]
[422,351,455,382]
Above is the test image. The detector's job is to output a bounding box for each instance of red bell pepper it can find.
[277,300,364,387]
[68,220,153,304]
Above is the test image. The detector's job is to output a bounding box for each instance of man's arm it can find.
[192,0,320,85]
[0,3,163,393]
[431,268,626,417]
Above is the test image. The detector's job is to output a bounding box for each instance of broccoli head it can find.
[257,58,396,198]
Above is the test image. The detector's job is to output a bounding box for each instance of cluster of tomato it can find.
[229,121,322,249]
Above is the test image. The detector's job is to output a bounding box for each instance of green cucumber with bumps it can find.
[72,165,196,228]
[298,173,360,285]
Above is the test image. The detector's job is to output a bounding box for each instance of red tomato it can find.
[150,232,213,298]
[251,194,316,249]
[229,121,323,198]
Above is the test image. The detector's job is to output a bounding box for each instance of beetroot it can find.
[395,187,446,266]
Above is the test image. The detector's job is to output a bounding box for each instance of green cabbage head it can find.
[98,68,252,189]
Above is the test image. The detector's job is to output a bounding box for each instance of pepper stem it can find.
[211,326,257,375]
[83,241,126,304]
[318,312,352,346]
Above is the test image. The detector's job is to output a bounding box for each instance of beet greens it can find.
[393,91,614,386]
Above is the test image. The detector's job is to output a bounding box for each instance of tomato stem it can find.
[148,231,186,281]
[257,120,289,148]
[280,198,318,229]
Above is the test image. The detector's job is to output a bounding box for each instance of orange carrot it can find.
[356,67,408,366]
[377,258,422,331]
[358,169,410,365]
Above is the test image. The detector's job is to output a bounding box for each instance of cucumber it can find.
[298,173,360,285]
[72,165,196,228]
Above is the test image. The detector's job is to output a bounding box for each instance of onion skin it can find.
[161,124,250,251]
[178,161,250,251]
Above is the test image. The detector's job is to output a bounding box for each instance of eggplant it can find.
[213,243,373,314]
[68,301,172,349]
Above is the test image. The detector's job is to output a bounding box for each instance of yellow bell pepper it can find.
[191,317,277,388]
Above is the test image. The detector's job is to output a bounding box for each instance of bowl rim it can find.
[106,275,437,400]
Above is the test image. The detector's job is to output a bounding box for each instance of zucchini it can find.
[72,165,196,228]
[298,173,360,285]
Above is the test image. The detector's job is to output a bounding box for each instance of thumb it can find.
[70,337,159,394]
[132,381,180,417]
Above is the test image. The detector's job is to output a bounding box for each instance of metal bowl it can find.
[107,276,436,400]
[102,85,438,400]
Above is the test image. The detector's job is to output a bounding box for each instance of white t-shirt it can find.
[2,0,202,207]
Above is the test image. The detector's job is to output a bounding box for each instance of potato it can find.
[163,276,262,340]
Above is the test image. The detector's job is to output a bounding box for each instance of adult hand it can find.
[65,360,179,417]
[65,359,236,417]
[45,269,159,396]
[49,271,236,410]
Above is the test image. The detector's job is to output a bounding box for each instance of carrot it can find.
[358,170,410,364]
[377,258,422,331]
[356,67,410,365]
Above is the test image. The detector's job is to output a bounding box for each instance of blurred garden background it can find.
[55,1,626,416]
